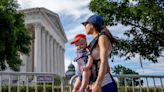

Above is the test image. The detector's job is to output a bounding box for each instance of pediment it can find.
[41,8,67,43]
[20,7,67,43]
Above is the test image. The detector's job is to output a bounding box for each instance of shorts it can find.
[101,73,117,92]
[79,75,83,81]
[102,82,115,92]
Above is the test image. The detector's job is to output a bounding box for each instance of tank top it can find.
[91,39,112,61]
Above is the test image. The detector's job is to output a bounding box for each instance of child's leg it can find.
[72,77,81,92]
[79,70,91,92]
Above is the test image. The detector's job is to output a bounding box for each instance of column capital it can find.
[41,26,46,31]
[56,42,59,47]
[62,48,65,52]
[49,35,53,40]
[34,22,42,28]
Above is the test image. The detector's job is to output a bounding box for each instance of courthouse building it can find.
[15,7,67,77]
[19,7,67,76]
[1,7,67,85]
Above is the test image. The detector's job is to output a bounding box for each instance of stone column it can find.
[34,23,42,72]
[51,39,55,73]
[46,32,50,72]
[45,32,48,72]
[50,36,54,72]
[56,43,59,75]
[53,40,55,73]
[53,40,57,73]
[59,46,62,75]
[40,29,43,72]
[62,48,65,76]
[41,28,46,72]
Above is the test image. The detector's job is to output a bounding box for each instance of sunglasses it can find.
[83,22,89,26]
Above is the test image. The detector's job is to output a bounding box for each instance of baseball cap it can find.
[82,14,104,28]
[70,34,86,44]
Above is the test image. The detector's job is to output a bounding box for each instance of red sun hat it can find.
[71,34,86,44]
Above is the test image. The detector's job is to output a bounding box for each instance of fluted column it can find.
[62,48,65,76]
[59,46,63,75]
[56,43,59,75]
[46,32,50,72]
[59,45,61,75]
[40,29,43,72]
[34,23,42,72]
[53,40,57,74]
[50,36,53,72]
[41,29,46,72]
[52,39,55,73]
[45,32,48,72]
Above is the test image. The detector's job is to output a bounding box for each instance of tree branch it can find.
[123,20,164,46]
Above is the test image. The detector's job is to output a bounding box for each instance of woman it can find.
[82,14,117,92]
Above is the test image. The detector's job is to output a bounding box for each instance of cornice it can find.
[20,7,68,43]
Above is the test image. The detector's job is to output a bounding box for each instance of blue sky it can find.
[18,0,164,75]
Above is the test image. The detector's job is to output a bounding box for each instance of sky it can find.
[17,0,164,76]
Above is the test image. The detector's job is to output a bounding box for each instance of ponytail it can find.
[92,23,116,45]
[101,27,116,45]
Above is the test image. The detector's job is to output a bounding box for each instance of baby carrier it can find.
[74,48,90,63]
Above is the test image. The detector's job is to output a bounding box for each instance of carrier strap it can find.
[88,32,109,52]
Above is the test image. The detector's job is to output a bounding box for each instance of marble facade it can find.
[20,7,67,77]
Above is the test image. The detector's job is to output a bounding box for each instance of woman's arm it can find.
[83,48,93,70]
[86,55,93,68]
[82,55,93,71]
[95,35,109,87]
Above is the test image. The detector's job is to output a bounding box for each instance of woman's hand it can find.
[91,83,101,92]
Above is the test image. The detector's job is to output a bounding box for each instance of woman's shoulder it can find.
[98,34,109,43]
[98,33,111,50]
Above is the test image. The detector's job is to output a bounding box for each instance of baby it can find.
[71,34,93,92]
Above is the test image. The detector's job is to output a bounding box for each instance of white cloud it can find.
[66,25,85,41]
[150,56,164,67]
[64,57,71,72]
[18,0,32,9]
[136,68,164,75]
[108,24,131,39]
[18,0,91,19]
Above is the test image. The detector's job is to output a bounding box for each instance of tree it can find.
[112,65,138,75]
[89,0,164,63]
[112,65,143,86]
[0,0,31,71]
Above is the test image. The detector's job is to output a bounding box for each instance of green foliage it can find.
[1,85,162,92]
[53,76,61,85]
[0,0,31,71]
[112,64,138,74]
[1,85,70,92]
[89,0,164,63]
[63,76,70,85]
